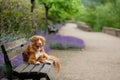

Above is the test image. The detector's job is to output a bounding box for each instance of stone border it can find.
[65,20,92,32]
[102,27,120,37]
[77,22,91,32]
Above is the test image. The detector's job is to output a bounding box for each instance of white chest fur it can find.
[36,48,44,60]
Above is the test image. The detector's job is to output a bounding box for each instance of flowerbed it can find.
[45,34,85,49]
[0,24,85,79]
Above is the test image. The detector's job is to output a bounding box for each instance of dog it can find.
[23,35,61,72]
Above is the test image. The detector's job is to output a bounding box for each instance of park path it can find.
[48,23,120,80]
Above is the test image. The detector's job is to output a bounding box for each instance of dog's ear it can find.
[30,35,40,42]
[30,35,36,42]
[39,36,46,46]
[39,36,46,42]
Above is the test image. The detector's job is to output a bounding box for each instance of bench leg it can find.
[33,78,40,80]
[46,75,50,80]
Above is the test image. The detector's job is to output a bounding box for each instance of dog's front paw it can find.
[35,61,41,64]
[43,60,52,64]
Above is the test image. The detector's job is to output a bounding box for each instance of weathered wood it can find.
[40,60,53,73]
[22,64,35,73]
[31,63,44,72]
[8,47,25,59]
[13,63,29,73]
[4,38,26,51]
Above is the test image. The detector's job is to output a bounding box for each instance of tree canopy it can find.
[37,0,80,23]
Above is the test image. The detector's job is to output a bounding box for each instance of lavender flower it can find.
[36,23,85,50]
[55,24,63,29]
[46,34,85,49]
[0,65,6,79]
[0,54,4,63]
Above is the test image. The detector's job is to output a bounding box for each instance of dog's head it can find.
[30,35,46,48]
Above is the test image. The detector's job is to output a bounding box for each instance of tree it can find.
[31,0,35,12]
[30,0,38,34]
[96,0,117,4]
[0,0,32,38]
[37,0,80,25]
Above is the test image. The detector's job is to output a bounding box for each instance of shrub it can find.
[46,35,85,50]
[75,0,120,31]
[0,0,33,39]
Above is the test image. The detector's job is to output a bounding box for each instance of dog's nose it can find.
[38,40,42,46]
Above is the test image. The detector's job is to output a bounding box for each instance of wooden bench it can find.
[1,38,53,80]
[48,24,58,34]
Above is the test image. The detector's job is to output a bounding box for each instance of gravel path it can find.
[48,23,120,80]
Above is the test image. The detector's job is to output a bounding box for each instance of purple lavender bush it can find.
[37,24,85,50]
[37,34,85,50]
[45,34,85,49]
[0,62,6,79]
[0,54,6,79]
[55,24,63,29]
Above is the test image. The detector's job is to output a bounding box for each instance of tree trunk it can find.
[32,12,38,34]
[31,0,37,34]
[44,3,49,33]
[45,5,49,26]
[31,0,35,12]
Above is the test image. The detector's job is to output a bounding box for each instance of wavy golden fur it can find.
[23,35,61,72]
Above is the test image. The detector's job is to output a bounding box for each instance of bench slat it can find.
[31,63,44,73]
[40,64,51,73]
[14,63,28,73]
[22,64,35,73]
[40,60,53,73]
[8,47,24,59]
[4,38,27,51]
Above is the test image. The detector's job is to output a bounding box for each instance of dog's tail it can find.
[49,55,61,72]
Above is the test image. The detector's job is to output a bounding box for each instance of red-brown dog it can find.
[23,35,61,72]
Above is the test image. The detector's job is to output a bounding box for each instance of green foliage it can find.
[76,0,120,31]
[37,0,80,23]
[96,0,117,4]
[34,6,46,29]
[0,0,33,39]
[50,43,80,50]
